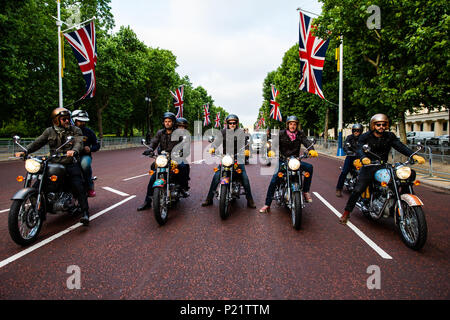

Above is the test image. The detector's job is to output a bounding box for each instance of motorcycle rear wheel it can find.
[219,184,230,220]
[153,188,168,226]
[9,192,43,246]
[398,201,427,251]
[291,192,302,230]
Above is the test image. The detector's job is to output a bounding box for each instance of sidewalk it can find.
[317,149,450,194]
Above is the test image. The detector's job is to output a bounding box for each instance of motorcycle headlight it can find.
[155,155,168,168]
[222,155,234,167]
[288,158,301,171]
[25,159,42,173]
[396,166,412,180]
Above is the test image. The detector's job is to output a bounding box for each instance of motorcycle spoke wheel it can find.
[398,202,427,250]
[9,193,43,246]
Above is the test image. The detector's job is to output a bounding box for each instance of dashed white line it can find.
[0,195,136,269]
[122,173,149,181]
[313,192,393,260]
[102,187,130,197]
[0,209,9,213]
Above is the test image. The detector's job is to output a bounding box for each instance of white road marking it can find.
[313,192,393,260]
[122,173,149,181]
[192,159,205,164]
[0,209,9,213]
[0,195,136,269]
[102,187,130,197]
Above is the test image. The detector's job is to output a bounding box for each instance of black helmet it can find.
[285,115,299,128]
[162,112,176,122]
[352,123,363,132]
[176,117,188,127]
[225,114,239,128]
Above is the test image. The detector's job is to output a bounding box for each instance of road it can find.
[0,143,449,301]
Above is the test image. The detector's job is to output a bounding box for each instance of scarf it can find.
[286,130,297,141]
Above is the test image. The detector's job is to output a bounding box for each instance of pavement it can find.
[316,150,450,194]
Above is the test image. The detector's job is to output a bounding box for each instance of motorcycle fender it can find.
[290,183,301,192]
[220,177,230,185]
[400,194,424,207]
[153,179,166,188]
[11,187,36,200]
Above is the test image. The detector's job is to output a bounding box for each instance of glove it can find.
[208,148,215,154]
[267,150,275,158]
[413,155,425,164]
[362,157,371,165]
[244,150,250,157]
[143,148,154,156]
[353,159,362,169]
[308,150,318,158]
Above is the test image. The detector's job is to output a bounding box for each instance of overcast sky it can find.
[110,0,323,128]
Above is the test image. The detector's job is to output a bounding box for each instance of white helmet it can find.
[72,110,90,122]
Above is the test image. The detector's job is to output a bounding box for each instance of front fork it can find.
[390,167,405,222]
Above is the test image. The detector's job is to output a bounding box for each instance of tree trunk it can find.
[97,97,109,140]
[124,120,129,138]
[398,111,407,144]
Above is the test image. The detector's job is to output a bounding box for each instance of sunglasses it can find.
[228,122,237,125]
[352,129,362,132]
[375,123,387,127]
[60,117,70,122]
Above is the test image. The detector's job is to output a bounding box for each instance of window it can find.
[431,123,435,131]
[420,123,424,131]
[444,121,448,132]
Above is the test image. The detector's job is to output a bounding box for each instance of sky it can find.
[110,0,323,128]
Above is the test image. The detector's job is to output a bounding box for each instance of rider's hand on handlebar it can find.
[15,152,25,158]
[308,150,318,158]
[362,157,371,165]
[413,155,426,164]
[143,148,154,156]
[208,148,215,154]
[66,150,76,157]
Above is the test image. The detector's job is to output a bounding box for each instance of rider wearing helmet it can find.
[339,114,426,224]
[201,114,256,208]
[335,123,363,197]
[72,110,100,197]
[15,107,90,226]
[137,112,189,210]
[259,115,318,213]
[174,117,191,196]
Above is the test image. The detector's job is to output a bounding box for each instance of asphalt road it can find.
[0,143,449,300]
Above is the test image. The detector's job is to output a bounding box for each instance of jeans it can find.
[336,156,357,190]
[66,163,89,212]
[344,166,379,212]
[80,155,94,190]
[264,160,313,206]
[206,164,253,201]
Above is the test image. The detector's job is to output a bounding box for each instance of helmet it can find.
[369,114,389,131]
[285,115,299,128]
[352,123,363,132]
[225,114,239,127]
[162,112,176,124]
[72,110,90,122]
[176,117,188,127]
[51,107,71,126]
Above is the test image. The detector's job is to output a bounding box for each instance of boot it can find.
[339,210,350,224]
[303,192,313,203]
[247,198,256,208]
[80,211,90,226]
[259,205,270,213]
[137,200,152,211]
[336,189,342,197]
[201,198,213,207]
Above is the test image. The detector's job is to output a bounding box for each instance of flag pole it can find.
[56,0,63,108]
[336,35,345,156]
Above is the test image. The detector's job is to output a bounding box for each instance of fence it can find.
[311,137,450,180]
[0,137,145,161]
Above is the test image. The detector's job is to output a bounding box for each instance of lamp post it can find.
[145,95,151,143]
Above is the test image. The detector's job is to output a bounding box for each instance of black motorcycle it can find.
[142,140,186,226]
[341,142,360,193]
[273,140,316,230]
[9,136,81,246]
[356,144,427,250]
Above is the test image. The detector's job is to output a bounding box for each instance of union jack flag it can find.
[258,116,265,128]
[214,112,221,128]
[298,12,330,99]
[203,104,210,126]
[64,21,97,99]
[269,85,282,121]
[170,85,185,118]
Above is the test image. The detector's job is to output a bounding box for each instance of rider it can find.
[137,112,189,211]
[201,114,256,208]
[14,107,90,226]
[259,115,318,213]
[335,123,363,197]
[339,113,426,224]
[71,110,100,198]
[174,117,191,194]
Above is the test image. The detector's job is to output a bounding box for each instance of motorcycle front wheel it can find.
[291,192,302,230]
[9,192,43,246]
[153,188,168,226]
[219,184,231,220]
[398,201,427,251]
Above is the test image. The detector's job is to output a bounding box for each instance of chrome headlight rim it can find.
[155,155,168,168]
[222,155,234,167]
[25,159,42,173]
[396,166,412,180]
[288,158,301,171]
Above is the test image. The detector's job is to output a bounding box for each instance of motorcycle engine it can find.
[50,192,73,213]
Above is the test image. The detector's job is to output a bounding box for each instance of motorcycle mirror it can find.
[141,139,146,145]
[13,135,21,142]
[345,142,351,147]
[362,144,370,152]
[66,136,74,142]
[208,136,215,143]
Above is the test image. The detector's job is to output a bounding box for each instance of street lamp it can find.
[145,95,151,143]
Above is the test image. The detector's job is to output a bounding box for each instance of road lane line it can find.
[0,195,136,269]
[313,192,393,260]
[102,187,130,197]
[0,209,9,213]
[122,173,149,181]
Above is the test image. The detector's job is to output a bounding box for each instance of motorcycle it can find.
[355,144,427,250]
[264,139,273,166]
[341,142,360,193]
[273,140,316,230]
[142,140,186,226]
[9,135,82,246]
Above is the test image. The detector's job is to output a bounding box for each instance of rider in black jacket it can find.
[339,114,425,224]
[335,124,363,197]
